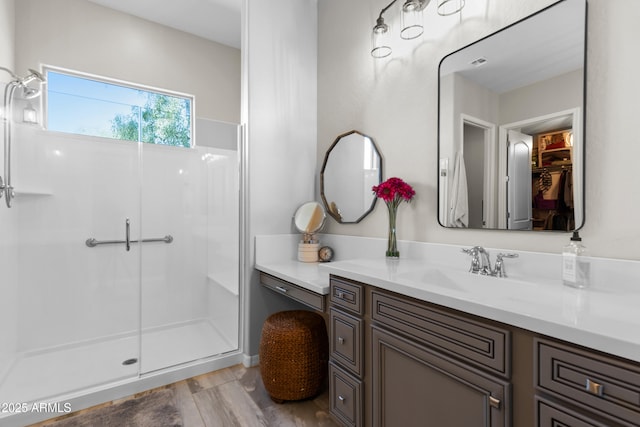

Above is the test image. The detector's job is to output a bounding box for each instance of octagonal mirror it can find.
[320,130,383,223]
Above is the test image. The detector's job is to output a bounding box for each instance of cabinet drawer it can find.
[330,308,363,377]
[330,277,363,315]
[535,338,640,426]
[536,396,629,427]
[371,289,510,377]
[260,272,326,311]
[329,362,362,427]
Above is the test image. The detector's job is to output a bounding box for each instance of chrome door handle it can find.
[125,218,131,252]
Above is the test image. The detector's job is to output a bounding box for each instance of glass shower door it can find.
[0,122,142,408]
[139,118,240,374]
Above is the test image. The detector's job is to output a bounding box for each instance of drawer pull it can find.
[337,291,345,299]
[275,286,288,293]
[489,396,501,409]
[585,378,604,397]
[338,337,345,345]
[338,395,346,403]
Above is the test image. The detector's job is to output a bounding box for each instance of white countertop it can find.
[255,234,640,363]
[319,257,640,363]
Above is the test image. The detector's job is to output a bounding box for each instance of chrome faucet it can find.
[462,246,518,277]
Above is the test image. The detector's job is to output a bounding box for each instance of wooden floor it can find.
[31,364,339,427]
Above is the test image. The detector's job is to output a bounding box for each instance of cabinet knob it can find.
[338,395,346,403]
[337,291,345,299]
[338,337,345,345]
[585,378,604,396]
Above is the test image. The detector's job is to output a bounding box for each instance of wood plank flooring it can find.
[31,364,339,427]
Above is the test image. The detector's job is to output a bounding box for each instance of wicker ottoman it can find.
[259,310,329,403]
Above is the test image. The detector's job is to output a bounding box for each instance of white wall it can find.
[14,0,240,123]
[0,0,14,69]
[499,69,583,126]
[318,0,640,260]
[242,0,318,356]
[463,123,485,228]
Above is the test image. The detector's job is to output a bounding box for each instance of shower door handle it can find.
[125,218,131,251]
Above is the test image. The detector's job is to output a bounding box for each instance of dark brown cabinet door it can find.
[371,326,510,427]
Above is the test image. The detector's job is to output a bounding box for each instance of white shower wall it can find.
[0,191,18,382]
[7,118,239,356]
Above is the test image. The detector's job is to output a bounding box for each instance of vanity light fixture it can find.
[371,0,465,58]
[437,0,465,16]
[371,16,393,58]
[400,0,425,40]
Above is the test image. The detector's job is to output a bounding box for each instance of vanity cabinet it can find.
[534,338,640,427]
[329,277,365,427]
[328,275,513,427]
[326,274,640,427]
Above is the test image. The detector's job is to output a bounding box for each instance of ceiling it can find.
[440,0,584,94]
[86,0,241,49]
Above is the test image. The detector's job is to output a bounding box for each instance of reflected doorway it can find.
[460,115,497,228]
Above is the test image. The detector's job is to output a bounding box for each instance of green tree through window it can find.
[111,93,191,147]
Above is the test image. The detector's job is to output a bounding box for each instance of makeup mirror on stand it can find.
[293,201,326,262]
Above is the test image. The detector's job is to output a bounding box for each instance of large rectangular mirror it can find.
[438,0,586,231]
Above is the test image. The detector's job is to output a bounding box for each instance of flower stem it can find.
[386,202,399,258]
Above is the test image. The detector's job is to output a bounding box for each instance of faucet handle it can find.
[462,246,484,255]
[494,253,519,278]
[462,247,481,273]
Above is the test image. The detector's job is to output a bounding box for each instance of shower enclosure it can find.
[0,72,241,425]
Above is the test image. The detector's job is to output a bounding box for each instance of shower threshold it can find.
[0,319,237,408]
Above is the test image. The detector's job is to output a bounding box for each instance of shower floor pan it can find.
[0,319,236,406]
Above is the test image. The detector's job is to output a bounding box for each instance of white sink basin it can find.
[396,267,547,296]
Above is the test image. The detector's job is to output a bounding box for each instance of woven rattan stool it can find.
[259,310,329,403]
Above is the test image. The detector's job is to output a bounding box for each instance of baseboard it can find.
[242,353,259,367]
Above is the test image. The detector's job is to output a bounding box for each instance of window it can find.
[45,68,193,148]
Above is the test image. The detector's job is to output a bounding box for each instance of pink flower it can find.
[372,177,415,207]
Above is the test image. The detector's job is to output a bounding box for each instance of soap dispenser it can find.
[562,231,590,288]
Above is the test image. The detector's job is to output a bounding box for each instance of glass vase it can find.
[386,203,399,258]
